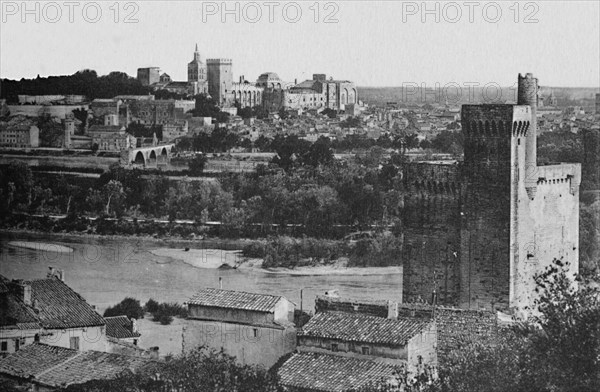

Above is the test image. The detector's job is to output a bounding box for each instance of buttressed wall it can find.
[402,73,580,316]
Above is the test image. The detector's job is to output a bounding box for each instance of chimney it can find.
[131,318,138,334]
[11,280,32,306]
[387,300,398,320]
[57,269,65,281]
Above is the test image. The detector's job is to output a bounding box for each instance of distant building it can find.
[187,44,208,95]
[263,74,358,112]
[0,116,39,148]
[207,58,233,106]
[183,288,296,368]
[137,67,161,86]
[87,125,136,152]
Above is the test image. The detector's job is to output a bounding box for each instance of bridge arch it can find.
[134,151,145,165]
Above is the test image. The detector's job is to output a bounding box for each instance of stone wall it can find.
[314,295,389,318]
[182,319,296,368]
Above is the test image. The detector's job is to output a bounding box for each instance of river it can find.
[0,232,403,313]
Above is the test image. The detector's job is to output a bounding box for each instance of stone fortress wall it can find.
[400,74,580,316]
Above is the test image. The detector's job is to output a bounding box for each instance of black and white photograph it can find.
[0,1,599,390]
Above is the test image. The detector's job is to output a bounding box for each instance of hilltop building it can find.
[137,67,161,86]
[262,74,358,112]
[187,44,208,95]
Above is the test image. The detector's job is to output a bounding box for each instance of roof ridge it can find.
[33,348,83,379]
[199,287,283,299]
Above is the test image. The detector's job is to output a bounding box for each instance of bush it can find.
[158,313,174,325]
[103,297,144,319]
[144,298,160,314]
[149,301,188,325]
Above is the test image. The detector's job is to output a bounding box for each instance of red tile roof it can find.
[0,343,156,388]
[104,316,141,339]
[187,288,283,313]
[300,311,431,346]
[278,352,399,391]
[28,278,106,329]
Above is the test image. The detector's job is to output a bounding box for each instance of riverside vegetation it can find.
[1,126,598,272]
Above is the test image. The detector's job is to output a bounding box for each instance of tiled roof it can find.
[278,352,399,392]
[28,278,106,329]
[0,344,156,388]
[300,311,431,346]
[0,295,41,327]
[0,344,78,379]
[187,288,282,313]
[36,348,153,387]
[104,316,141,339]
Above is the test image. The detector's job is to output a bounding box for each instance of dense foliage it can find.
[58,346,282,392]
[103,297,145,319]
[1,70,149,102]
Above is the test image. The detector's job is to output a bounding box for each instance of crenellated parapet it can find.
[535,163,581,195]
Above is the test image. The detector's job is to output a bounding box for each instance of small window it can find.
[362,346,370,355]
[331,343,339,352]
[253,328,259,338]
[1,341,7,351]
[70,337,80,350]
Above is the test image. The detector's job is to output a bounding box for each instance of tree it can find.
[304,136,334,167]
[102,180,124,216]
[188,154,207,175]
[432,259,600,392]
[103,297,145,319]
[61,346,282,392]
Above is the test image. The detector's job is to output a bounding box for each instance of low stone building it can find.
[183,288,296,368]
[0,269,108,355]
[278,351,399,392]
[104,316,140,346]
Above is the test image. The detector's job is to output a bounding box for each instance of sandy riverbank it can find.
[158,252,403,276]
[8,241,74,253]
[149,248,242,269]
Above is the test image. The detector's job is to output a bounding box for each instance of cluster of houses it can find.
[0,267,501,391]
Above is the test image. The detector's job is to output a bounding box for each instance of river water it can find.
[0,233,403,313]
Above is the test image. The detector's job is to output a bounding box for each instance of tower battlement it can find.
[207,58,233,64]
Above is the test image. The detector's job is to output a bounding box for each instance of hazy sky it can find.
[1,1,599,87]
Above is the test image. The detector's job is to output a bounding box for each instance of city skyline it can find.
[1,1,599,87]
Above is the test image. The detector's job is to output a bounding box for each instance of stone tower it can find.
[207,58,233,106]
[188,44,207,83]
[403,73,581,317]
[517,73,538,200]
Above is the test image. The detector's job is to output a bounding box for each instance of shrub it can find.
[103,297,144,319]
[144,298,160,314]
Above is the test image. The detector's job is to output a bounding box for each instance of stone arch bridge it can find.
[120,144,175,168]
